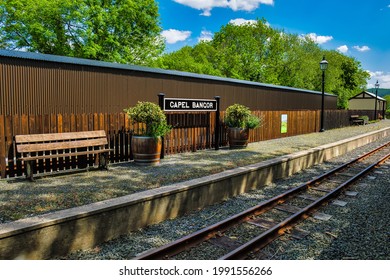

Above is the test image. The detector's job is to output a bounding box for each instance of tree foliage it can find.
[158,19,370,108]
[0,4,370,108]
[0,0,164,65]
[384,95,390,118]
[153,42,222,76]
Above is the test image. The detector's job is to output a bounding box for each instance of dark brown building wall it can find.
[0,50,337,115]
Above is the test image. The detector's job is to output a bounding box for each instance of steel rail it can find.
[134,141,390,260]
[220,148,390,259]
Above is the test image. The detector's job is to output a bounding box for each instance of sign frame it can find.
[163,97,218,112]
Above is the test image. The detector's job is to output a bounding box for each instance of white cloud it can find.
[229,18,257,26]
[368,70,384,79]
[229,0,274,11]
[368,70,390,88]
[305,33,333,44]
[353,45,370,52]
[337,45,349,53]
[174,0,274,16]
[161,29,191,44]
[198,30,213,42]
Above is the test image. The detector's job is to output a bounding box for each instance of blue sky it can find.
[157,0,390,88]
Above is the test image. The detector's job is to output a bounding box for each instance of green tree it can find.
[212,19,272,81]
[0,0,164,65]
[384,95,390,118]
[158,19,369,107]
[384,95,390,109]
[320,50,370,108]
[268,32,321,89]
[154,42,222,76]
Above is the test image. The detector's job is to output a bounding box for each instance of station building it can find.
[348,91,386,118]
[0,49,337,115]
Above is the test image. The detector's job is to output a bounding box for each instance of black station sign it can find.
[163,98,217,112]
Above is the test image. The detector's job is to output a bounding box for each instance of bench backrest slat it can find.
[17,138,108,153]
[15,130,107,143]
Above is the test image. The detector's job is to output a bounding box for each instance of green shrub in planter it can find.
[224,104,261,129]
[246,114,261,129]
[124,101,171,138]
[224,104,262,149]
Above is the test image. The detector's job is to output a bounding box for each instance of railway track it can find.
[134,141,390,260]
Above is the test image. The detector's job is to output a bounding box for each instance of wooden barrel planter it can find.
[228,127,249,149]
[131,136,162,165]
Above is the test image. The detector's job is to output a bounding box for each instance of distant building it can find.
[349,91,387,118]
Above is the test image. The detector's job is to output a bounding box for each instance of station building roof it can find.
[349,91,386,101]
[0,49,335,97]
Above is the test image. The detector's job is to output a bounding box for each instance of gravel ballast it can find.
[51,121,390,260]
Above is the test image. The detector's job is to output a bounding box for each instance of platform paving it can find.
[1,120,390,224]
[0,120,390,259]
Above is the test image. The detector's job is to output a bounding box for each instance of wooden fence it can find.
[0,110,371,179]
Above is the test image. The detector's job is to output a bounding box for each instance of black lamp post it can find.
[319,56,328,132]
[374,80,380,120]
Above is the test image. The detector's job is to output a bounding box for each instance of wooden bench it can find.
[15,130,112,180]
[350,115,365,125]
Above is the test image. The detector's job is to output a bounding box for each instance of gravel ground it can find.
[1,121,390,224]
[259,160,390,260]
[58,122,390,260]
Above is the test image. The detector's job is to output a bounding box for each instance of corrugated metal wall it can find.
[0,51,337,115]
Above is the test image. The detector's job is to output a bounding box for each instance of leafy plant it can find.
[124,101,171,137]
[386,109,390,119]
[224,104,262,129]
[158,19,369,99]
[246,114,262,129]
[0,0,164,65]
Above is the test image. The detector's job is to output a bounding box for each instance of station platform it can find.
[1,120,390,259]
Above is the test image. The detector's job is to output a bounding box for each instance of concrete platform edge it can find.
[1,126,389,259]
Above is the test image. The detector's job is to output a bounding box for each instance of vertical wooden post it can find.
[158,93,165,159]
[214,96,221,150]
[0,115,6,178]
